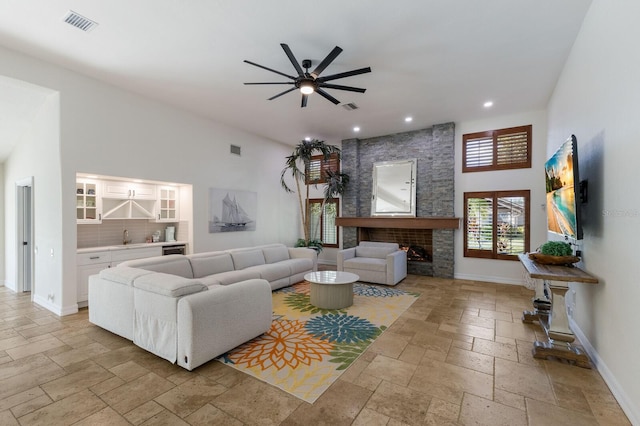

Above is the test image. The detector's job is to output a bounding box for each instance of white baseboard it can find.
[453,272,522,286]
[569,317,639,425]
[33,294,79,317]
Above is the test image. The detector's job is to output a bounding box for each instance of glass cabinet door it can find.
[76,179,102,224]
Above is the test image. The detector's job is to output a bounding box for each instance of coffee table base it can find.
[310,282,353,309]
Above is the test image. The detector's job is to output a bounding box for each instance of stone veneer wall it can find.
[341,122,455,278]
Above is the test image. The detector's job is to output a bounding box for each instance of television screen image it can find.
[545,135,583,240]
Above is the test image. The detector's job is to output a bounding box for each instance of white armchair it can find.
[337,241,407,286]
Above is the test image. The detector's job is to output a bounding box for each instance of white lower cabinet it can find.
[110,246,162,266]
[77,251,112,308]
[77,246,163,307]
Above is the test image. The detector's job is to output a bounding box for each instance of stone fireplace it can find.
[339,122,457,278]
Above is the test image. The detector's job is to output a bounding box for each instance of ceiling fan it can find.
[244,43,371,108]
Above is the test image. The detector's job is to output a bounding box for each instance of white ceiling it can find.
[0,0,592,161]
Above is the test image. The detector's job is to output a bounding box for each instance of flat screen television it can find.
[544,135,583,240]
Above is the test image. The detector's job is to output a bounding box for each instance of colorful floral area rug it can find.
[217,281,419,403]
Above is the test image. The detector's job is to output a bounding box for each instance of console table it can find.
[518,254,598,368]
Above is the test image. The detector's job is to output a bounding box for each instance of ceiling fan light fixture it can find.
[299,81,315,95]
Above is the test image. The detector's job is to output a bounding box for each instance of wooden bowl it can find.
[528,252,581,266]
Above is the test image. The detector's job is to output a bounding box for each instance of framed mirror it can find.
[371,159,417,217]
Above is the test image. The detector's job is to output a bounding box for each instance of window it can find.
[306,153,339,184]
[463,125,532,172]
[308,198,339,248]
[464,190,530,260]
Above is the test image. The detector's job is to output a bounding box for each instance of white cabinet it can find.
[153,186,179,223]
[76,179,102,224]
[102,181,156,200]
[77,251,111,307]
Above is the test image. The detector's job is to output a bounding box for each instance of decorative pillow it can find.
[356,246,396,259]
[263,246,290,264]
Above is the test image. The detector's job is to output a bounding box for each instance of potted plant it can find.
[280,139,350,252]
[529,241,580,265]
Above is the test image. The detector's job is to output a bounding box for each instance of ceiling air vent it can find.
[342,102,359,111]
[230,144,241,156]
[63,10,98,32]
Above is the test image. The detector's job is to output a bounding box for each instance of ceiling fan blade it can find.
[316,88,340,105]
[301,94,308,108]
[317,67,372,83]
[268,87,297,100]
[318,83,366,93]
[244,82,295,85]
[244,60,296,80]
[310,46,343,79]
[280,43,305,76]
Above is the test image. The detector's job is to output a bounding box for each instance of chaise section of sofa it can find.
[88,243,317,370]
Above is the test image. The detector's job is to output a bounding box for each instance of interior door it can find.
[21,185,32,292]
[17,179,34,293]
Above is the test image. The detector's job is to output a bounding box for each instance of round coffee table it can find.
[304,271,360,309]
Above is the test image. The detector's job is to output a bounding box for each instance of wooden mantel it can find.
[335,217,460,230]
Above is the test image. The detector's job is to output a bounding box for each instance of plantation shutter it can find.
[463,125,531,172]
[306,154,339,184]
[496,128,530,167]
[322,202,338,245]
[496,196,526,256]
[465,195,494,258]
[464,134,494,169]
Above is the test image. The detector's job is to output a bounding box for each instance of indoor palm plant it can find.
[280,139,350,251]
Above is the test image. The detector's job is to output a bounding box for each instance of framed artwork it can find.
[209,188,257,233]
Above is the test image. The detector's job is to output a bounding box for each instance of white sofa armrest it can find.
[337,247,356,271]
[288,247,318,271]
[176,278,272,370]
[386,250,408,285]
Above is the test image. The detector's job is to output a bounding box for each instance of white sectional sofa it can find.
[88,244,317,370]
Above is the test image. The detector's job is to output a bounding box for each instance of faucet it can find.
[123,229,131,245]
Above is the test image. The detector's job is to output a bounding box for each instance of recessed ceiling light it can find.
[483,101,493,108]
[304,136,311,141]
[353,126,360,132]
[405,116,413,122]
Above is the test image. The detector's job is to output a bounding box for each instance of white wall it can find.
[1,45,301,314]
[454,110,548,284]
[546,0,639,422]
[0,162,4,285]
[3,91,59,309]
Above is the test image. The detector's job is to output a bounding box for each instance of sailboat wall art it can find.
[209,188,257,233]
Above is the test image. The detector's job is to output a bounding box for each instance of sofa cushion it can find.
[120,255,194,278]
[99,266,154,286]
[262,245,290,264]
[187,252,234,278]
[133,273,207,297]
[279,258,314,275]
[360,241,399,250]
[344,257,387,272]
[230,250,265,270]
[245,263,291,282]
[203,269,261,286]
[355,246,397,259]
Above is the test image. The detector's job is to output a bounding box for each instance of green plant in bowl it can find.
[539,241,573,256]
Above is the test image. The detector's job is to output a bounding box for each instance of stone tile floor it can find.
[0,273,631,425]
